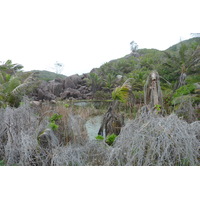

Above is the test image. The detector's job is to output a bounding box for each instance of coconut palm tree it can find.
[86,73,102,97]
[98,78,133,137]
[163,42,200,90]
[0,60,37,107]
[0,60,23,78]
[103,73,116,92]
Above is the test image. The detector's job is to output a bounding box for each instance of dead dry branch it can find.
[108,113,200,166]
[0,100,199,166]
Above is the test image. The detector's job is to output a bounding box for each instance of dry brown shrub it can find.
[108,113,200,166]
[51,141,110,166]
[1,99,199,166]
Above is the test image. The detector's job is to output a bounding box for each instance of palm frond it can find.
[11,73,35,96]
[112,86,130,103]
[112,78,133,103]
[122,78,133,90]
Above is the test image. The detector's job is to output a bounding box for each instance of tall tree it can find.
[130,40,138,52]
[54,61,64,74]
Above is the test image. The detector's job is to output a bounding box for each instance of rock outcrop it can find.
[33,74,91,101]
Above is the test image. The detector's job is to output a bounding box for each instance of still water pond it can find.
[85,115,103,140]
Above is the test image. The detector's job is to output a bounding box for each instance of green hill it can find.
[92,37,200,78]
[167,37,200,52]
[87,37,200,109]
[30,70,67,81]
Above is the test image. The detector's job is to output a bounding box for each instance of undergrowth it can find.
[0,101,200,166]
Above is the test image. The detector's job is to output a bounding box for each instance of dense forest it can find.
[0,37,200,166]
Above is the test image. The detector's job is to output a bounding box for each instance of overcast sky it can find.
[0,0,198,76]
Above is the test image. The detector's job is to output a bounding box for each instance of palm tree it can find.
[86,73,102,97]
[163,43,200,90]
[112,78,133,104]
[0,72,37,107]
[103,73,116,92]
[0,60,23,78]
[0,60,37,107]
[98,79,133,137]
[127,69,149,91]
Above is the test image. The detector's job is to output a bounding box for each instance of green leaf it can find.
[49,122,59,131]
[50,114,63,123]
[106,134,118,146]
[112,86,129,103]
[95,135,104,140]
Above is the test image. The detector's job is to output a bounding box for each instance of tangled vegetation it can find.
[0,101,199,166]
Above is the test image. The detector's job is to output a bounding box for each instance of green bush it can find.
[49,113,62,131]
[50,114,63,123]
[95,134,118,146]
[134,91,144,101]
[186,75,200,84]
[173,84,196,98]
[64,104,70,108]
[106,134,118,146]
[49,122,59,131]
[154,104,162,112]
[94,90,111,100]
[95,135,104,140]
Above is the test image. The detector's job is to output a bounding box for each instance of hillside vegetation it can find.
[87,37,200,117]
[30,70,66,81]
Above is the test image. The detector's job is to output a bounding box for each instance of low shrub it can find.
[106,134,118,146]
[49,122,59,131]
[49,113,63,123]
[109,113,200,166]
[95,135,104,140]
[173,84,196,98]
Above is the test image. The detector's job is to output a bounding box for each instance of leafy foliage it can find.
[50,113,63,123]
[95,135,104,140]
[31,70,66,81]
[49,114,63,131]
[86,73,103,96]
[112,78,133,103]
[112,86,130,103]
[173,84,196,98]
[64,104,70,108]
[49,122,59,131]
[106,134,118,146]
[0,60,40,107]
[160,40,200,89]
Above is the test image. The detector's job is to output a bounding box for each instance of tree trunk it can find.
[98,101,124,137]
